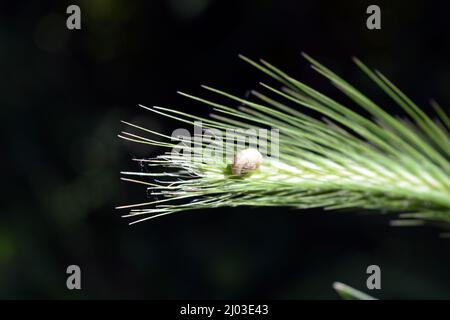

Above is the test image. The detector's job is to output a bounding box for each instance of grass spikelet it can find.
[118,55,450,225]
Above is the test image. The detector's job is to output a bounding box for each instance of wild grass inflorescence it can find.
[117,54,450,225]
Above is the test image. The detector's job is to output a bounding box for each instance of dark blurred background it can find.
[1,0,450,299]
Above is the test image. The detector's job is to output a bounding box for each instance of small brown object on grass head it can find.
[231,148,263,176]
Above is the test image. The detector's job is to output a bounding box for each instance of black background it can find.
[1,0,450,299]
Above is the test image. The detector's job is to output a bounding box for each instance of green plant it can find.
[332,282,376,300]
[117,54,450,224]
